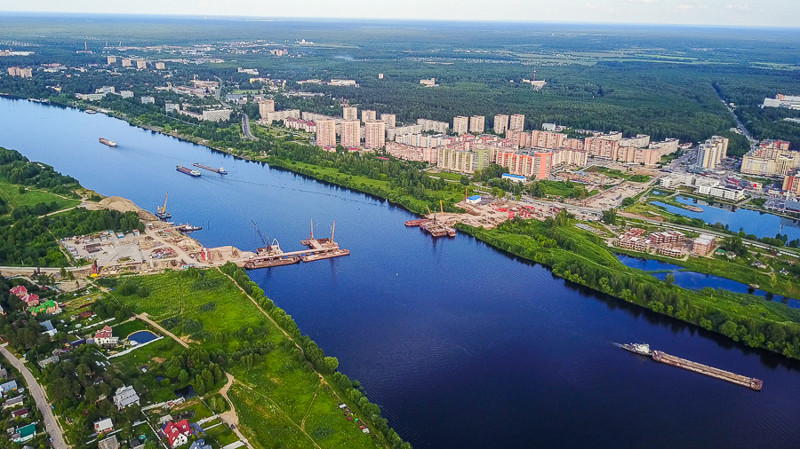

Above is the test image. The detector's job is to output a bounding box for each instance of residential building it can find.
[437,148,476,173]
[330,79,357,87]
[693,235,716,255]
[121,58,132,67]
[11,423,36,443]
[619,134,651,148]
[380,113,396,129]
[782,169,800,195]
[417,118,449,133]
[136,60,147,69]
[361,110,377,123]
[509,114,525,132]
[120,90,133,99]
[494,114,509,134]
[698,136,729,169]
[11,407,28,419]
[76,93,106,101]
[616,146,662,166]
[29,299,60,316]
[495,150,553,179]
[200,109,232,122]
[530,130,566,150]
[419,78,438,87]
[741,140,799,177]
[94,418,114,434]
[165,103,180,113]
[550,147,589,168]
[189,439,213,449]
[340,120,361,148]
[385,142,438,164]
[6,67,33,78]
[387,124,422,141]
[258,99,275,118]
[155,62,166,70]
[2,395,23,409]
[113,385,140,410]
[98,435,120,449]
[106,56,117,64]
[93,325,119,347]
[262,109,300,124]
[697,184,746,201]
[649,138,680,156]
[342,106,358,121]
[283,117,316,133]
[453,116,469,135]
[140,96,155,105]
[469,115,485,134]
[364,121,386,150]
[316,119,337,148]
[162,420,191,448]
[584,135,620,160]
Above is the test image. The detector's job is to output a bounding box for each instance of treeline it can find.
[219,263,413,449]
[0,146,79,196]
[458,213,800,360]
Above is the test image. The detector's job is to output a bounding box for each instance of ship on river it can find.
[98,137,117,147]
[193,163,227,175]
[176,165,201,177]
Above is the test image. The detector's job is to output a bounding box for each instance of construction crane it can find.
[156,193,171,220]
[251,220,272,251]
[426,205,436,224]
[440,200,445,214]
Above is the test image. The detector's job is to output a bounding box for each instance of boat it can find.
[405,219,432,227]
[245,255,301,269]
[85,110,97,114]
[176,165,201,177]
[619,342,652,356]
[155,193,171,220]
[684,205,703,212]
[193,163,227,175]
[176,223,202,233]
[98,137,117,147]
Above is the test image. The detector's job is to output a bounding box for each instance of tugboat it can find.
[619,342,652,356]
[176,223,202,233]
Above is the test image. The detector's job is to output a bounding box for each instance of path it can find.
[217,373,253,449]
[0,346,69,449]
[134,313,188,348]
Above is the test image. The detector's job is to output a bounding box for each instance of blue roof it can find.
[467,195,482,200]
[501,173,526,179]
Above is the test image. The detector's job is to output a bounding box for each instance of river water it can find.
[2,98,800,448]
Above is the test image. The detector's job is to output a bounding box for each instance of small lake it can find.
[128,330,159,345]
[652,196,800,241]
[617,254,800,308]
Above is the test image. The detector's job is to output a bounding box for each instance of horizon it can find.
[0,0,798,29]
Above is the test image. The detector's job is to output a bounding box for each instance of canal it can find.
[2,98,800,448]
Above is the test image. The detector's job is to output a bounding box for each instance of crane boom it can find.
[251,220,270,249]
[158,192,169,214]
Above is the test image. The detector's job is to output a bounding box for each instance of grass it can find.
[111,318,148,338]
[203,420,239,447]
[108,269,383,449]
[0,179,79,215]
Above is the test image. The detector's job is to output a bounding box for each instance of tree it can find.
[665,273,675,286]
[601,209,617,224]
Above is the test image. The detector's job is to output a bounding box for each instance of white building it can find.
[113,385,140,410]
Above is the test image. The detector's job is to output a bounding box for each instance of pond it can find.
[128,330,159,345]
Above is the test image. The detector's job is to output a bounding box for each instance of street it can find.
[0,345,68,449]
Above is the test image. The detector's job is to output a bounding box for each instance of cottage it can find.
[38,355,60,369]
[3,395,24,409]
[112,385,140,410]
[0,367,7,379]
[97,434,120,449]
[11,407,29,419]
[0,379,18,395]
[94,417,114,434]
[11,423,36,443]
[189,439,212,449]
[22,294,40,307]
[29,299,61,316]
[9,285,28,297]
[162,420,191,448]
[94,325,119,347]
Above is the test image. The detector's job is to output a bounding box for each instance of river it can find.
[2,98,800,448]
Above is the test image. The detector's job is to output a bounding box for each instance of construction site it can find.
[244,220,350,269]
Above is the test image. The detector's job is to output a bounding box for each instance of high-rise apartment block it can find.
[469,116,485,134]
[155,62,166,70]
[742,140,797,176]
[316,119,337,148]
[6,67,32,78]
[365,121,386,149]
[530,130,566,150]
[496,150,553,179]
[361,110,377,123]
[258,99,275,119]
[340,120,362,148]
[343,106,358,121]
[493,114,509,134]
[380,113,396,129]
[136,60,147,69]
[698,136,729,170]
[509,114,525,132]
[417,119,449,133]
[107,56,117,64]
[453,116,469,135]
[121,58,132,67]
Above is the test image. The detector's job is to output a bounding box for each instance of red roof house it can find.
[9,286,27,297]
[162,420,191,448]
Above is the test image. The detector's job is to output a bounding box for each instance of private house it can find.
[112,385,139,410]
[93,326,119,347]
[11,407,29,419]
[94,417,114,434]
[0,379,18,396]
[11,423,36,443]
[189,439,212,449]
[162,420,191,448]
[97,435,120,449]
[3,395,24,409]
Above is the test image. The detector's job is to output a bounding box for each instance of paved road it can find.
[242,114,257,141]
[0,346,68,449]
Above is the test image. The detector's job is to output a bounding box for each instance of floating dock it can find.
[243,220,349,270]
[651,350,763,391]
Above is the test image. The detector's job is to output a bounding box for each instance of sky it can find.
[0,0,795,28]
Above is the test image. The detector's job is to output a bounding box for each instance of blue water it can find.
[616,255,800,308]
[652,196,800,241]
[128,330,158,344]
[2,98,800,448]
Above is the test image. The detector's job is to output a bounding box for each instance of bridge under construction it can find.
[242,220,350,269]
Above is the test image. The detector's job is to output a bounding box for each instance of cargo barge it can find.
[245,256,301,269]
[193,163,227,175]
[176,165,201,177]
[619,343,762,391]
[405,219,432,227]
[99,137,117,147]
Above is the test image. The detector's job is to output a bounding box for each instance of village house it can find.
[112,385,140,410]
[162,419,191,448]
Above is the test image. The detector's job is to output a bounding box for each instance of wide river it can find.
[2,98,800,448]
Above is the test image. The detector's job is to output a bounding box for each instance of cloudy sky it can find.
[0,0,794,28]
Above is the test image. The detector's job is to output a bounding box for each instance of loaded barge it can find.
[99,137,117,147]
[244,220,349,270]
[193,163,227,175]
[176,165,201,177]
[619,343,763,391]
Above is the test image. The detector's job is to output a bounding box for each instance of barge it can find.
[193,163,227,175]
[176,165,201,177]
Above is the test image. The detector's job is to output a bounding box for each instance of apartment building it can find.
[698,136,729,170]
[453,116,469,135]
[530,130,566,150]
[361,109,377,123]
[340,120,361,148]
[364,121,386,149]
[495,150,553,179]
[380,113,396,129]
[509,114,525,132]
[316,119,337,148]
[417,118,450,133]
[342,106,358,121]
[258,99,275,119]
[741,140,798,176]
[469,115,485,134]
[494,114,509,134]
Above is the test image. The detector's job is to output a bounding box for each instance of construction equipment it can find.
[155,193,171,220]
[251,220,273,252]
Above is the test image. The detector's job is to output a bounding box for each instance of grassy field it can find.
[110,269,384,449]
[0,179,79,215]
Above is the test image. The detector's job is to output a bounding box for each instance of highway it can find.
[242,113,257,140]
[0,346,68,449]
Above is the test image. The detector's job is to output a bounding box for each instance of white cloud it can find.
[624,0,657,3]
[727,3,751,11]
